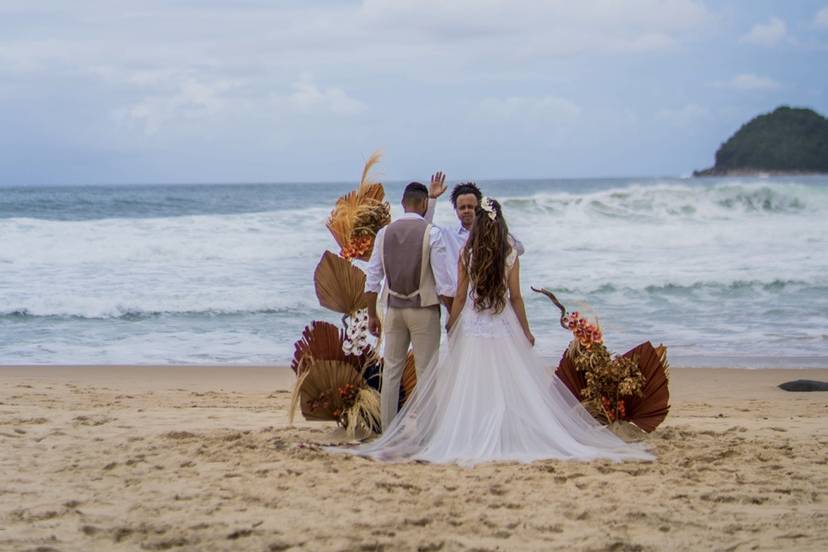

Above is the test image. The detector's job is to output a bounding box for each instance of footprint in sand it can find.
[163,431,198,440]
[73,415,114,426]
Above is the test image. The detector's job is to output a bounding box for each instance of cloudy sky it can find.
[2,0,827,185]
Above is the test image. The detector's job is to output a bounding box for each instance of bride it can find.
[331,197,653,466]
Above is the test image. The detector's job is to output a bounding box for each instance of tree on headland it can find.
[694,106,828,176]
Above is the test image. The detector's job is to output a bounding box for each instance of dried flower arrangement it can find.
[533,287,670,432]
[287,152,411,437]
[326,152,391,261]
[564,311,645,424]
[289,321,380,436]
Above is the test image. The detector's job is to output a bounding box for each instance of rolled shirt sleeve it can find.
[424,198,437,223]
[364,228,386,294]
[429,226,456,297]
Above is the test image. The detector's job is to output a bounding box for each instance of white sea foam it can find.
[0,207,332,318]
[463,182,828,292]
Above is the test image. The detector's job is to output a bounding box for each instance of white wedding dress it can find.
[330,251,654,466]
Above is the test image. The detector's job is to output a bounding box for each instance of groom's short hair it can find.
[402,182,428,205]
[451,182,482,208]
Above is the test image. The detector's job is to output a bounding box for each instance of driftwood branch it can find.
[530,287,569,330]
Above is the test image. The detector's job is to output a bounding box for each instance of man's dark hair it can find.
[402,181,429,205]
[451,182,482,208]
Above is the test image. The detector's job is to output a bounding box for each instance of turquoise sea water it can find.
[1,176,827,367]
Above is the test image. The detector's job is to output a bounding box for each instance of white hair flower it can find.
[480,196,497,220]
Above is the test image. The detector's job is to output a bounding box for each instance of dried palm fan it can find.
[399,351,417,407]
[533,287,671,432]
[290,320,373,374]
[619,342,670,432]
[293,359,381,436]
[291,321,349,374]
[326,151,391,261]
[555,346,587,401]
[313,250,368,314]
[327,192,360,253]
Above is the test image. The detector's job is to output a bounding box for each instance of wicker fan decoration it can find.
[289,321,380,436]
[326,151,391,261]
[532,287,671,432]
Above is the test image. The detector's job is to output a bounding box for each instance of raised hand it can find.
[429,171,447,199]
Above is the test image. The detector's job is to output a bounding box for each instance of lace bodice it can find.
[460,248,519,338]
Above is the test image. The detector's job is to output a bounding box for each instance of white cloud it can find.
[362,0,709,33]
[112,73,366,135]
[0,39,83,73]
[816,6,828,28]
[740,17,787,46]
[617,33,676,52]
[478,95,581,122]
[655,104,711,127]
[282,77,367,116]
[361,0,710,55]
[90,66,181,88]
[713,73,781,91]
[0,0,714,88]
[114,77,240,135]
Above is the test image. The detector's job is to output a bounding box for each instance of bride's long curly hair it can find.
[461,198,511,314]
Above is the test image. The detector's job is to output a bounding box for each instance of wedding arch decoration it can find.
[532,287,671,432]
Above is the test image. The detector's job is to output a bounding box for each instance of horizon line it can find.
[1,174,697,188]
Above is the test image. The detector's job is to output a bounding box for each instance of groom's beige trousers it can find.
[381,305,440,430]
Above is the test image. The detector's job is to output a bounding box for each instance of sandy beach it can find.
[1,366,826,551]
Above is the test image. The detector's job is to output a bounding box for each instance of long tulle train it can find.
[327,303,654,466]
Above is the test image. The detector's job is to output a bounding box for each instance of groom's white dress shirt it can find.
[364,212,454,298]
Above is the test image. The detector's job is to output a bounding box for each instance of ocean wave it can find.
[0,206,334,265]
[0,203,332,226]
[641,279,813,293]
[0,304,319,321]
[500,182,827,221]
[0,182,346,221]
[537,279,824,296]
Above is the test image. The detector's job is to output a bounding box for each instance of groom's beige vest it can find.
[379,218,440,309]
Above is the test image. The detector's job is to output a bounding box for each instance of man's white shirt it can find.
[364,212,455,298]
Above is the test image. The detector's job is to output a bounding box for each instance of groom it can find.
[364,182,454,430]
